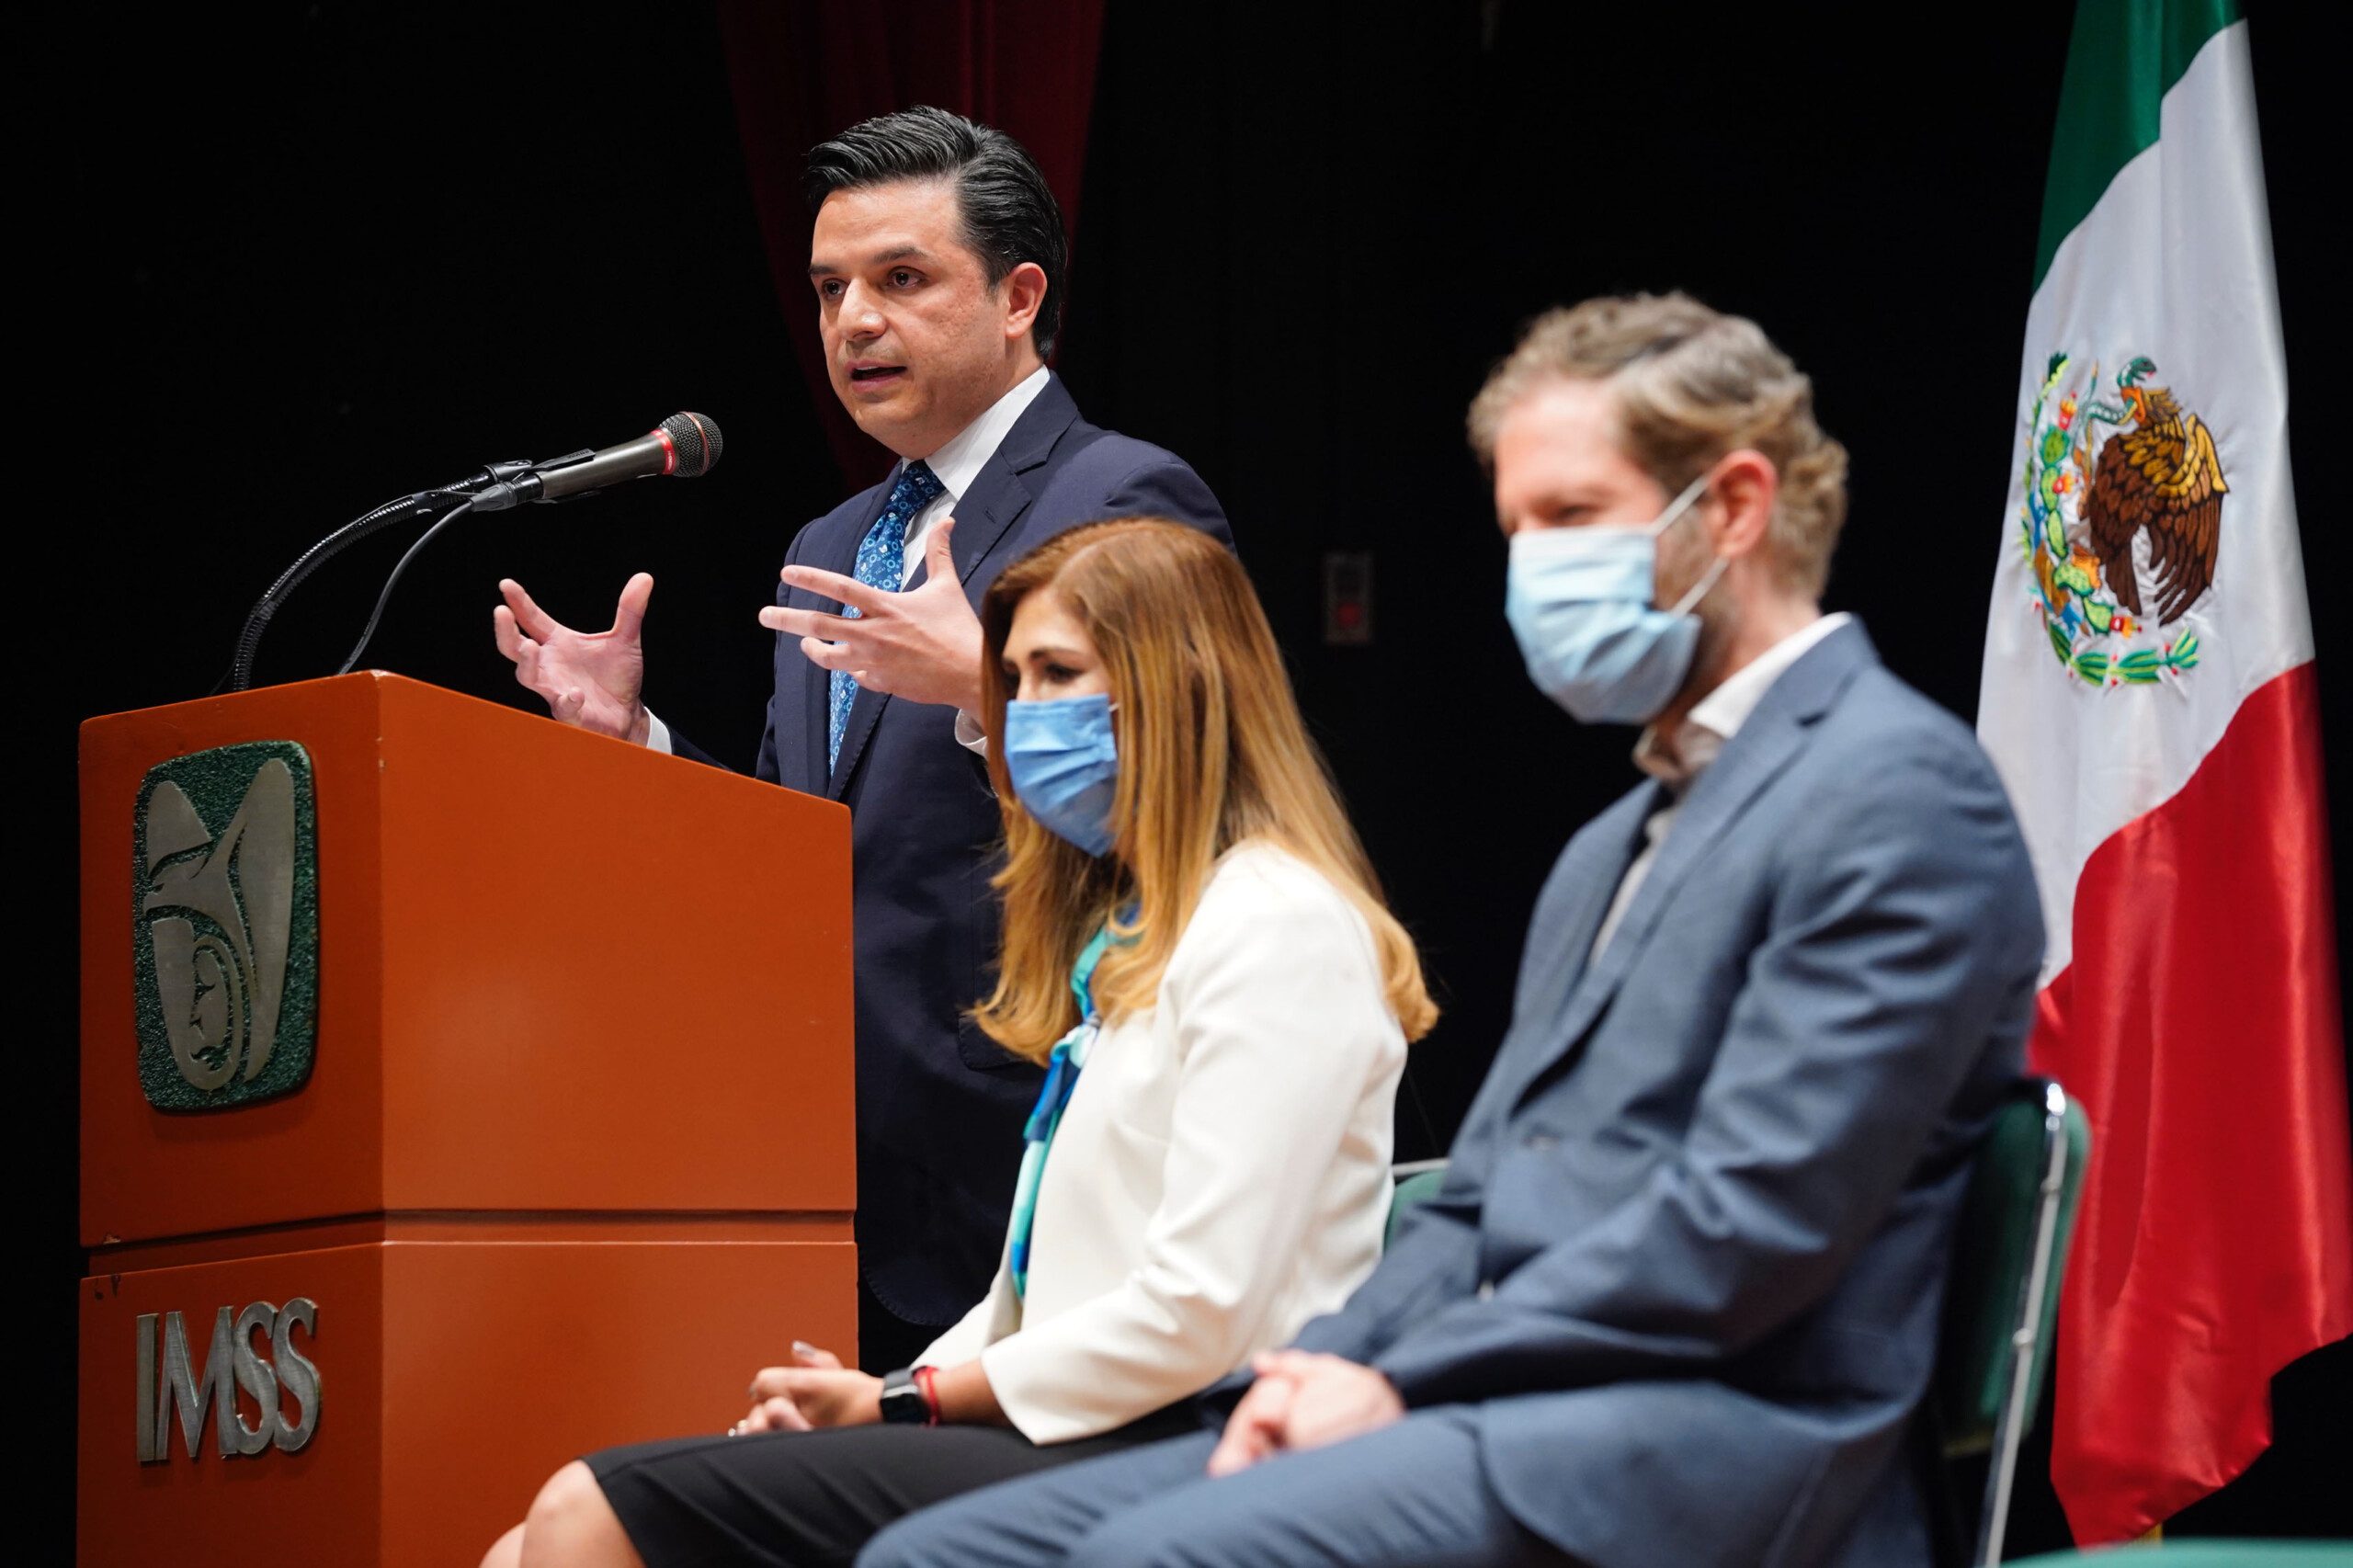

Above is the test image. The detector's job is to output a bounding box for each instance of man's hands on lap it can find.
[494,574,654,745]
[729,1342,882,1436]
[1205,1351,1404,1477]
[763,517,985,713]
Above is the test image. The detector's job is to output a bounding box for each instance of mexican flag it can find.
[1976,0,2352,1544]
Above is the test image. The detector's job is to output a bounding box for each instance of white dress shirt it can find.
[895,364,1050,585]
[916,842,1408,1444]
[1589,612,1851,958]
[642,367,1052,756]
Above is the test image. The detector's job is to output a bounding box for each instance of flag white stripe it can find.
[1977,19,2310,983]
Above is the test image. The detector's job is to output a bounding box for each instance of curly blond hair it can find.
[1468,292,1849,597]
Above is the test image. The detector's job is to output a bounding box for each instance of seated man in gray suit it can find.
[859,292,2044,1568]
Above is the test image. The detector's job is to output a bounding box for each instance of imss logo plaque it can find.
[131,742,320,1110]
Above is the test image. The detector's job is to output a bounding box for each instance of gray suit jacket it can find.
[1291,622,2042,1568]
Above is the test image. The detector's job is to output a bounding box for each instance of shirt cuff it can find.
[642,710,673,754]
[953,709,989,756]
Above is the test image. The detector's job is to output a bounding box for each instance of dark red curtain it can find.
[718,0,1107,489]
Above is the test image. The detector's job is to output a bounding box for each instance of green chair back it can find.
[1932,1077,2092,1565]
[1386,1162,1449,1250]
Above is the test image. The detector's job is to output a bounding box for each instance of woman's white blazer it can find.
[918,842,1407,1444]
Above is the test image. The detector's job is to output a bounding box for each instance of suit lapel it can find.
[904,375,1076,593]
[792,484,890,798]
[1557,721,1808,1035]
[904,441,1040,594]
[826,647,889,802]
[829,381,1078,798]
[1515,624,1877,1102]
[1528,785,1659,1034]
[1481,783,1661,1115]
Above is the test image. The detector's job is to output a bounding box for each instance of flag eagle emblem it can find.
[2018,352,2225,687]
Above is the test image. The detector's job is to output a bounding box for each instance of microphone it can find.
[471,412,723,511]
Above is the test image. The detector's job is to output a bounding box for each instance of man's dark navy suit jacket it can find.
[675,374,1229,1325]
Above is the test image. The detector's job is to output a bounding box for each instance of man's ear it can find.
[999,261,1049,342]
[1709,449,1780,560]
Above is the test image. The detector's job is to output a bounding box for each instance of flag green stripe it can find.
[2032,0,2240,292]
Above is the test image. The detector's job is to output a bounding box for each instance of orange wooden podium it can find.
[77,674,856,1566]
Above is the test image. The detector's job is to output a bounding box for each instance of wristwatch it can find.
[879,1365,934,1426]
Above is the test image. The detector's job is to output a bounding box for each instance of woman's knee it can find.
[518,1460,636,1565]
[479,1521,525,1568]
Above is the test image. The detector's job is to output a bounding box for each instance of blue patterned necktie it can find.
[827,460,945,771]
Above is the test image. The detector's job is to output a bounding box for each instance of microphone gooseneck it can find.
[228,489,469,692]
[225,414,722,692]
[335,496,479,676]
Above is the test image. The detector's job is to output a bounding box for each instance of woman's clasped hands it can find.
[727,1341,883,1436]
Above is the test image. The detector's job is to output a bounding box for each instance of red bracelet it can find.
[913,1364,942,1426]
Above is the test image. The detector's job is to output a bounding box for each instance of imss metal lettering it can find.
[133,1298,321,1461]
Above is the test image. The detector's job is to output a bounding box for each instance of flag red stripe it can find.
[2030,660,2353,1543]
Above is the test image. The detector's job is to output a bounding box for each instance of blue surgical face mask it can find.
[1504,474,1730,725]
[1003,693,1120,857]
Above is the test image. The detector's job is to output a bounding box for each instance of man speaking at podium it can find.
[489,108,1230,1371]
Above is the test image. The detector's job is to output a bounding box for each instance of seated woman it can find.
[484,517,1438,1567]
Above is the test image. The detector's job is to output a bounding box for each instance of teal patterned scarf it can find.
[1007,918,1128,1298]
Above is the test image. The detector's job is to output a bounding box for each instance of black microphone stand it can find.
[333,494,479,677]
[225,461,541,693]
[223,413,701,692]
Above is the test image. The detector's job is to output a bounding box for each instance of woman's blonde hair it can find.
[972,518,1437,1062]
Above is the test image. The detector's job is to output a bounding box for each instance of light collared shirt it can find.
[644,366,1052,756]
[895,364,1051,585]
[1588,612,1852,960]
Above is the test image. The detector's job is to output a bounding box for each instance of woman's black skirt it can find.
[586,1404,1199,1568]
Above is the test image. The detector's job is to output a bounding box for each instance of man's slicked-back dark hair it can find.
[805,106,1069,359]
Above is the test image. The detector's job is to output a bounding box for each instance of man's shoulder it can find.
[1741,622,1995,789]
[1036,418,1205,495]
[1019,415,1228,543]
[1814,660,1996,786]
[1779,658,2032,903]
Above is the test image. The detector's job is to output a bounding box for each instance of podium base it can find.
[80,1216,855,1567]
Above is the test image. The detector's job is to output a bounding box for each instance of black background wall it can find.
[40,1,2348,1556]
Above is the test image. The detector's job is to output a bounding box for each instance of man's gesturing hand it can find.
[1205,1351,1405,1477]
[494,574,654,745]
[762,517,985,714]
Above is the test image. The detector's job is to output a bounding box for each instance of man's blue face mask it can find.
[1003,692,1120,857]
[1504,474,1730,725]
